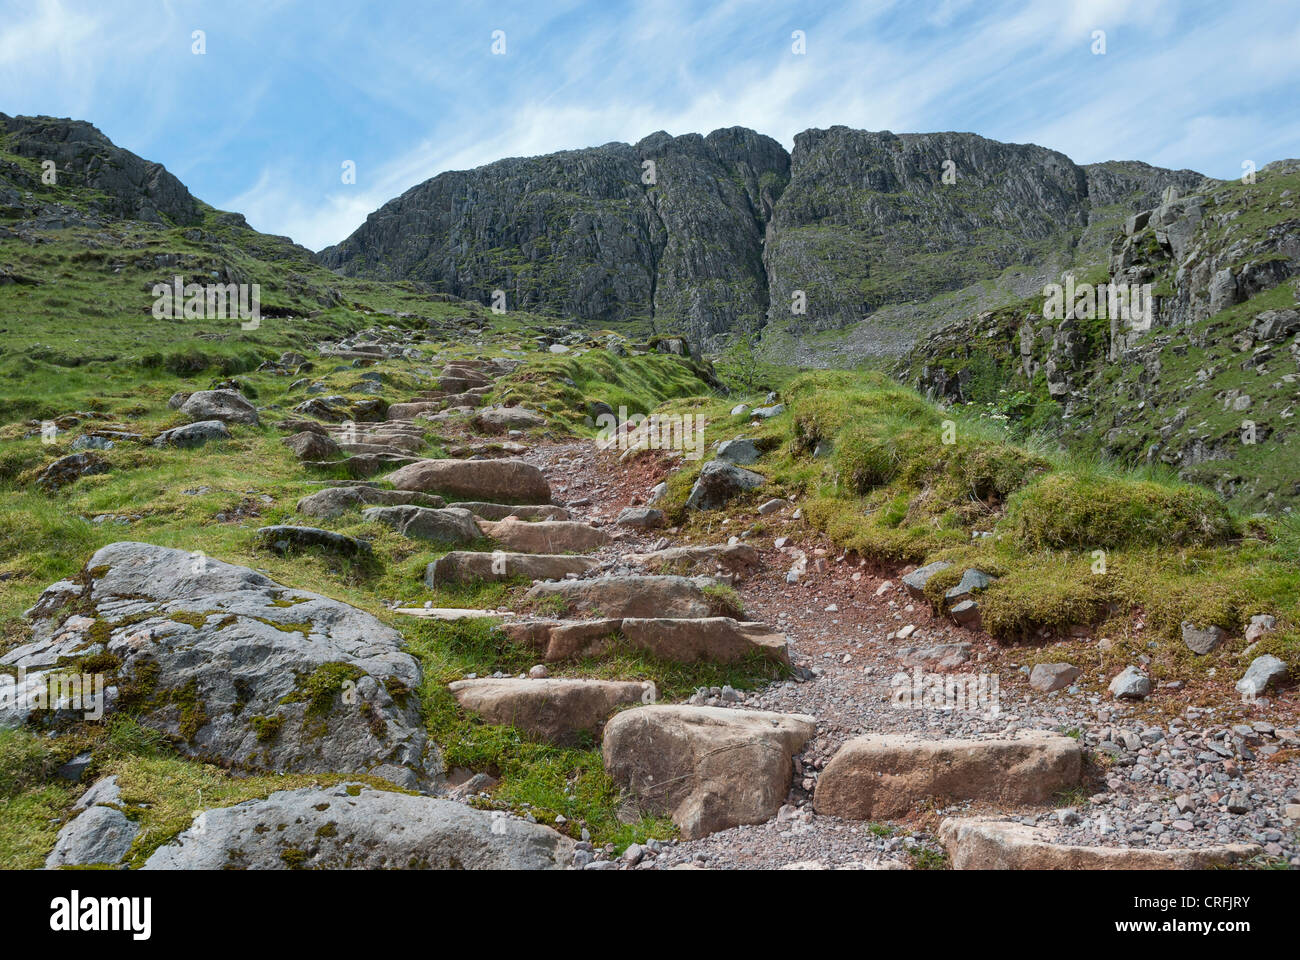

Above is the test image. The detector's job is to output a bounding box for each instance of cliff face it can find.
[321,123,1200,354]
[0,114,201,226]
[318,127,789,346]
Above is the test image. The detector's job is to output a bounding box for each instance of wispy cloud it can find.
[3,0,1297,250]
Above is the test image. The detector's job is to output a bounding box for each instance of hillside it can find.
[320,125,1202,359]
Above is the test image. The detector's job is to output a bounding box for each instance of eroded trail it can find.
[497,435,1300,870]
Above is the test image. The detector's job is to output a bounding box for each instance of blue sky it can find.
[3,0,1297,250]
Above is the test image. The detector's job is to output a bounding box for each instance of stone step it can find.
[425,551,596,587]
[387,458,551,504]
[813,733,1082,820]
[296,486,445,519]
[303,453,418,478]
[477,517,611,553]
[602,705,816,839]
[446,441,528,458]
[499,615,786,664]
[938,817,1261,870]
[630,543,760,580]
[522,574,738,620]
[450,502,570,521]
[387,401,443,420]
[392,607,513,622]
[363,505,482,545]
[448,677,654,745]
[338,442,421,457]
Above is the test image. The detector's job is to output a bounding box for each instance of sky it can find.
[2,0,1297,251]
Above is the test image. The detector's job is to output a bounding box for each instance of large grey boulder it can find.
[363,506,482,545]
[684,460,765,510]
[142,783,573,869]
[9,543,438,788]
[180,389,259,426]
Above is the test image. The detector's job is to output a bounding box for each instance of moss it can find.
[166,611,209,629]
[279,847,308,869]
[280,662,366,719]
[315,821,338,839]
[249,715,283,743]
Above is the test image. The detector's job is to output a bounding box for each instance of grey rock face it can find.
[0,113,201,225]
[142,783,573,869]
[320,127,788,349]
[11,543,439,786]
[684,460,765,510]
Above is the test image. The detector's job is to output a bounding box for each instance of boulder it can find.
[944,568,995,602]
[716,438,760,465]
[425,551,596,587]
[684,460,766,510]
[448,678,653,744]
[939,817,1260,870]
[522,575,737,619]
[750,404,785,419]
[386,458,551,504]
[153,420,231,448]
[602,705,816,839]
[814,733,1081,820]
[629,543,761,580]
[477,517,611,553]
[1237,655,1287,699]
[901,560,951,600]
[449,502,570,521]
[296,486,445,519]
[615,506,665,529]
[1028,663,1080,692]
[45,792,139,868]
[620,617,788,664]
[474,407,546,432]
[949,599,982,629]
[1108,666,1151,700]
[256,525,372,558]
[362,506,482,545]
[1181,621,1226,655]
[180,389,259,426]
[142,783,573,869]
[284,430,341,461]
[36,451,108,489]
[10,543,437,786]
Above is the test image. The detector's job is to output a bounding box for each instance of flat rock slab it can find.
[10,543,436,787]
[499,619,625,661]
[386,458,551,504]
[621,617,789,665]
[425,551,596,587]
[142,783,573,870]
[362,505,482,545]
[814,733,1082,820]
[938,817,1261,870]
[256,525,372,558]
[450,502,570,521]
[478,517,611,553]
[394,607,511,622]
[630,543,760,579]
[448,677,653,744]
[603,705,816,839]
[523,575,736,619]
[296,486,446,518]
